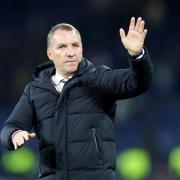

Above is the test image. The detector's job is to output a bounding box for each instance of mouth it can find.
[65,60,77,63]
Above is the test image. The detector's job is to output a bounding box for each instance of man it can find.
[1,17,154,180]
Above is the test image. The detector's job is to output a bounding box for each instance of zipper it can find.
[92,128,103,164]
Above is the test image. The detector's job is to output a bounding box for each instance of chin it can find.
[67,68,78,74]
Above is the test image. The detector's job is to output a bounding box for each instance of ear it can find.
[47,48,52,61]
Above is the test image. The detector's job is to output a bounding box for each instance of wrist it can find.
[128,49,142,57]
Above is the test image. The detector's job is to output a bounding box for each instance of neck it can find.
[56,70,74,79]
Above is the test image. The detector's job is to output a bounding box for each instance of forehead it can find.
[51,29,81,44]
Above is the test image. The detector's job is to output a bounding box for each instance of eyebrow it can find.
[57,41,80,46]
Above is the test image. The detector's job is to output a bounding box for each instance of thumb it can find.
[28,133,36,138]
[119,28,126,40]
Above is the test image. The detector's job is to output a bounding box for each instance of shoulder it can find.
[22,81,34,96]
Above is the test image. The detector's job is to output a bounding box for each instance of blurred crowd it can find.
[0,0,180,179]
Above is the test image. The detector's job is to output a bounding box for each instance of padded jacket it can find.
[1,49,154,180]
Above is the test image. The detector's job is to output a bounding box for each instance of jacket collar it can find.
[32,57,93,79]
[32,60,55,79]
[31,57,94,94]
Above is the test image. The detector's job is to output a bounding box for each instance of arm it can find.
[92,48,153,99]
[1,83,36,150]
[83,17,154,99]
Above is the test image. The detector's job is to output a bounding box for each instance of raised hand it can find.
[12,130,36,150]
[119,17,147,56]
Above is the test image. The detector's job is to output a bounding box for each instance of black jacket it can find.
[1,49,154,180]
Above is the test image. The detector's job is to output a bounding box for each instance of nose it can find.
[66,47,75,57]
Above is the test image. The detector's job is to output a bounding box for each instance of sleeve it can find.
[84,48,154,99]
[0,83,35,150]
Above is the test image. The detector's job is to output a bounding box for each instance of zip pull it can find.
[92,128,103,164]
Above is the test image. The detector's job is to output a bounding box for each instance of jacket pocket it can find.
[92,128,103,165]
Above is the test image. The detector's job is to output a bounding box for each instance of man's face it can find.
[47,29,83,78]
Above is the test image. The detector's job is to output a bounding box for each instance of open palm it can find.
[120,17,147,56]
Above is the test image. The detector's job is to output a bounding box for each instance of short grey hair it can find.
[47,23,82,48]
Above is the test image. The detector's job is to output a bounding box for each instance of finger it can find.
[129,17,135,31]
[142,29,148,40]
[135,17,142,31]
[22,133,30,141]
[17,141,24,148]
[17,138,25,146]
[16,140,21,147]
[16,142,23,149]
[12,140,18,150]
[139,20,145,33]
[29,133,36,138]
[119,28,126,40]
[22,132,29,141]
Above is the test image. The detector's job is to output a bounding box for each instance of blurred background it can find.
[0,0,180,179]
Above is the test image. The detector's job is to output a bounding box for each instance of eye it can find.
[73,44,79,47]
[57,45,65,49]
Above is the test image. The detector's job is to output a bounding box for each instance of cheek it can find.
[78,49,83,58]
[52,52,64,61]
